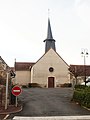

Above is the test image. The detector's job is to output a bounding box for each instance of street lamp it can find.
[81,48,89,86]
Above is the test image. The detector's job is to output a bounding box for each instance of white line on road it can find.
[13,116,90,120]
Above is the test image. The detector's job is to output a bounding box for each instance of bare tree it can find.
[69,65,84,85]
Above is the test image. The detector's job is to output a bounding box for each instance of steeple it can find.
[44,18,56,53]
[47,18,53,39]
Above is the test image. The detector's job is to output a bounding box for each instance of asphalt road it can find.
[7,88,90,119]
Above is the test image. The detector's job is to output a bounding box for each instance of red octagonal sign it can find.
[12,86,22,96]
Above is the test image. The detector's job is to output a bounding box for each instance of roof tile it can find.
[69,65,90,76]
[15,62,35,71]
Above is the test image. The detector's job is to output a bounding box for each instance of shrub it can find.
[28,83,32,88]
[28,83,41,88]
[22,85,28,88]
[61,83,72,87]
[74,85,87,90]
[73,87,90,108]
[73,90,85,104]
[83,92,90,108]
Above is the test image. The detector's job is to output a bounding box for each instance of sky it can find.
[0,0,90,67]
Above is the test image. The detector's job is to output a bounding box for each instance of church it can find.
[15,18,70,88]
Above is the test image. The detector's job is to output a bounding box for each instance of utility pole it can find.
[81,49,89,86]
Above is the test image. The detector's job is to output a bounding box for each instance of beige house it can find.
[15,62,35,85]
[15,18,71,87]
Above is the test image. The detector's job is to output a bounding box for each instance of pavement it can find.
[7,88,90,119]
[2,88,90,119]
[0,105,22,119]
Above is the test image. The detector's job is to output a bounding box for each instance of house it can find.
[0,56,9,71]
[0,56,15,85]
[0,56,11,106]
[69,65,90,85]
[15,62,35,85]
[0,56,10,85]
[15,18,71,87]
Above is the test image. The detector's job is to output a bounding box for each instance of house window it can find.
[49,67,54,72]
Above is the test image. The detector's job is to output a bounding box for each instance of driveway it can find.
[7,88,90,118]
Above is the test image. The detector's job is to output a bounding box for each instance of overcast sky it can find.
[0,0,90,67]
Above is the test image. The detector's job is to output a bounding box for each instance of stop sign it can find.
[12,86,22,96]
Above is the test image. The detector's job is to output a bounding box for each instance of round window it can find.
[49,67,54,72]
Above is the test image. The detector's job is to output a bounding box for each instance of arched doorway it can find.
[48,77,54,88]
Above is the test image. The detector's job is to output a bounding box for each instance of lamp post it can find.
[81,48,89,86]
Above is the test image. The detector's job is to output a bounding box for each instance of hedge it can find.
[74,85,88,90]
[28,83,42,88]
[73,85,90,108]
[61,83,72,87]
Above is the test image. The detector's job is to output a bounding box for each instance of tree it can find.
[69,65,84,85]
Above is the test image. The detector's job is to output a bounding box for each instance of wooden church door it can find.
[48,77,54,88]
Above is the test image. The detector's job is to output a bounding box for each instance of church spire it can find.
[44,18,56,53]
[47,18,53,39]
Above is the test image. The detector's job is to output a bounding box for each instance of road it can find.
[7,88,90,119]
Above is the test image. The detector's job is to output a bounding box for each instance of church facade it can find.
[15,18,71,87]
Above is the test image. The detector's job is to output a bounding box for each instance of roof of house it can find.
[69,65,90,76]
[0,56,10,70]
[0,56,6,64]
[0,56,9,66]
[15,62,35,71]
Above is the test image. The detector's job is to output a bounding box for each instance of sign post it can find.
[16,96,18,107]
[5,73,9,109]
[12,86,22,107]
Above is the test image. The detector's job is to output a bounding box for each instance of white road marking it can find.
[13,116,90,120]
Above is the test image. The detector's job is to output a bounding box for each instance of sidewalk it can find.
[0,105,22,119]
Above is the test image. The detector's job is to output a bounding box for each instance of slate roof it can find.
[15,62,35,71]
[44,18,56,53]
[69,65,90,76]
[47,18,53,39]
